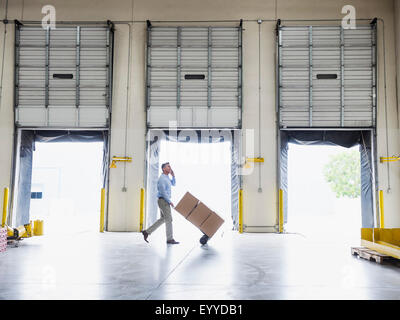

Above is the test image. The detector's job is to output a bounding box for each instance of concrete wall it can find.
[0,0,399,231]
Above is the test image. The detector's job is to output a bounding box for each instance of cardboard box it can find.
[187,202,212,228]
[174,192,199,218]
[200,212,225,238]
[174,191,224,238]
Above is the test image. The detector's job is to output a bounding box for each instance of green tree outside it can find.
[323,149,361,199]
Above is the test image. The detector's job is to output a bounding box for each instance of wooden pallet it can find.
[351,247,398,264]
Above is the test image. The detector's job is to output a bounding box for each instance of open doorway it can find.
[145,130,239,243]
[279,130,377,246]
[30,141,104,234]
[287,144,361,245]
[12,130,108,235]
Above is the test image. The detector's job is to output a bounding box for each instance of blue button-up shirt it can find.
[157,174,176,204]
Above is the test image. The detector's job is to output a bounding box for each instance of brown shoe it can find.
[166,239,179,244]
[142,230,149,243]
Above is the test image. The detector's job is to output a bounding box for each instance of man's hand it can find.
[170,202,174,208]
[170,169,175,177]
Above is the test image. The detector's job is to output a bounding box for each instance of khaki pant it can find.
[146,198,173,241]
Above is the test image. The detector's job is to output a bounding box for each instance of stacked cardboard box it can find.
[174,192,224,238]
[0,227,7,253]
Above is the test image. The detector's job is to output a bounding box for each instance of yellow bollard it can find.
[33,220,43,236]
[2,187,9,227]
[38,220,43,235]
[23,221,33,237]
[279,189,284,233]
[239,189,243,233]
[379,190,385,228]
[100,188,105,233]
[140,188,145,232]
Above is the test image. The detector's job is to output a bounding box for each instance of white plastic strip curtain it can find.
[278,24,377,128]
[14,23,114,128]
[13,130,109,227]
[146,130,162,227]
[279,130,375,228]
[14,130,34,226]
[145,129,240,229]
[146,24,242,128]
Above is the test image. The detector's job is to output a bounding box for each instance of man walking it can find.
[141,162,179,244]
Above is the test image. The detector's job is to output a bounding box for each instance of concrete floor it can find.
[1,229,400,300]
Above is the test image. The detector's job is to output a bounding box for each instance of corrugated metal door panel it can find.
[147,26,241,128]
[151,48,177,67]
[210,108,239,127]
[211,28,238,41]
[19,28,46,46]
[279,25,376,128]
[343,27,374,128]
[17,108,47,126]
[180,27,208,110]
[79,107,109,126]
[79,27,109,117]
[148,107,177,127]
[181,28,208,47]
[151,28,178,47]
[192,107,208,127]
[80,28,108,47]
[15,25,112,128]
[49,28,76,47]
[19,47,46,67]
[16,26,47,125]
[48,107,76,126]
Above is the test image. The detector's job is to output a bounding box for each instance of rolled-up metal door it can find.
[278,24,377,128]
[15,24,113,128]
[146,25,242,128]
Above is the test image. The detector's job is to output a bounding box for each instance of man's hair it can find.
[161,162,170,170]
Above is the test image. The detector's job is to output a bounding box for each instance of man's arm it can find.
[170,176,176,186]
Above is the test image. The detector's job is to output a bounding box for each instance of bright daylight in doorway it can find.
[287,144,361,246]
[30,142,104,235]
[157,140,232,241]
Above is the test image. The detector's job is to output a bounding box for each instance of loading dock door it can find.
[146,26,242,128]
[15,25,113,128]
[278,25,377,128]
[279,130,375,228]
[13,130,109,227]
